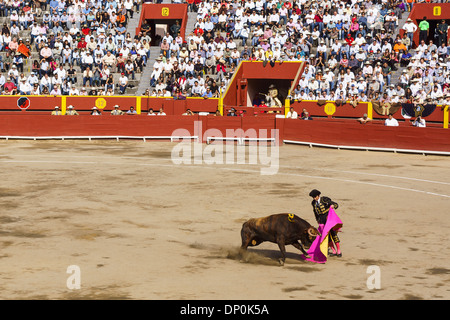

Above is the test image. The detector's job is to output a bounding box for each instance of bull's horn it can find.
[307,227,318,237]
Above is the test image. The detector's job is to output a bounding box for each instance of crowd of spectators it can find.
[147,0,450,106]
[0,0,449,107]
[0,0,144,96]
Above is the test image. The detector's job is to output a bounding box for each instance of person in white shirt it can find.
[402,18,418,49]
[50,84,61,95]
[384,113,399,127]
[368,40,381,54]
[69,85,79,95]
[298,74,309,93]
[150,66,162,87]
[412,116,426,128]
[162,88,172,97]
[118,73,128,94]
[286,107,298,119]
[27,72,39,86]
[19,78,32,95]
[39,74,52,92]
[191,81,204,97]
[317,40,327,59]
[430,86,443,100]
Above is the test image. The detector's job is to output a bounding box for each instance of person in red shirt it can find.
[291,4,301,15]
[81,25,90,36]
[283,1,292,11]
[314,11,324,33]
[216,58,226,76]
[77,37,87,49]
[187,0,195,12]
[193,0,202,10]
[2,78,17,95]
[345,33,354,46]
[193,26,204,37]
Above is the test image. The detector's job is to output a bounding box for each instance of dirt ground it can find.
[0,140,449,300]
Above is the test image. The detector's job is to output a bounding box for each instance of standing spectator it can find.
[160,38,170,58]
[418,17,429,45]
[402,18,417,49]
[436,19,448,47]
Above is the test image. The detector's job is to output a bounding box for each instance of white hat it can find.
[68,105,73,109]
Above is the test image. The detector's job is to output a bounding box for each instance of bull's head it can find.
[303,226,321,248]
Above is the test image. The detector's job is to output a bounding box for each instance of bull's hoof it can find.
[278,259,285,266]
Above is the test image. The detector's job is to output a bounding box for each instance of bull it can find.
[240,213,320,265]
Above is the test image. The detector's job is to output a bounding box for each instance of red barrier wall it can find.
[289,100,447,124]
[0,115,199,137]
[66,96,138,111]
[0,95,219,115]
[199,115,277,142]
[278,118,450,152]
[1,115,449,152]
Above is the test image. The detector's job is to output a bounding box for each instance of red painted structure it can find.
[222,61,305,107]
[136,4,188,45]
[400,3,450,48]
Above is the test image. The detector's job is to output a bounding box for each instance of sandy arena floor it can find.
[0,140,449,300]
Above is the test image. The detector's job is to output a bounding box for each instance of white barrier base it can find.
[283,140,450,156]
[0,136,199,142]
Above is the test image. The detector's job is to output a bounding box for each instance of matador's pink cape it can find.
[301,208,343,263]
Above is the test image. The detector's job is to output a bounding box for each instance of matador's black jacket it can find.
[311,196,339,225]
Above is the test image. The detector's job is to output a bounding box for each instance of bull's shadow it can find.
[238,247,308,266]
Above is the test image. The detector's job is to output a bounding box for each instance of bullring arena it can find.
[0,139,449,300]
[1,0,450,302]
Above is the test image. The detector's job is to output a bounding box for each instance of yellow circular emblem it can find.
[95,98,107,109]
[324,102,336,116]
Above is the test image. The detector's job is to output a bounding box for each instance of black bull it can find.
[240,214,320,265]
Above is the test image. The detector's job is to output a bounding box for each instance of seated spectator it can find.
[202,86,213,99]
[90,107,102,116]
[83,67,93,87]
[126,106,137,115]
[51,106,62,115]
[411,116,426,128]
[65,105,79,116]
[286,107,298,119]
[157,107,166,116]
[301,111,313,120]
[118,73,128,94]
[384,113,399,127]
[124,59,135,80]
